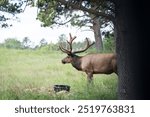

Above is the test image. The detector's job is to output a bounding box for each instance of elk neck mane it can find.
[70,54,82,71]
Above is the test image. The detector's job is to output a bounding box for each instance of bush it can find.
[3,38,22,49]
[103,36,115,53]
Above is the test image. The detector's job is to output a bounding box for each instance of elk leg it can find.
[86,72,93,83]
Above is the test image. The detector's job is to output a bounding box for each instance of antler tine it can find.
[73,38,95,54]
[59,44,71,54]
[67,33,76,52]
[69,33,76,43]
[59,33,77,54]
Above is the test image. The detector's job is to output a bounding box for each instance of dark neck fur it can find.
[71,55,82,71]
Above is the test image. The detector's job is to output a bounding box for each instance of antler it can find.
[59,33,76,54]
[59,34,95,54]
[73,38,95,54]
[67,33,76,52]
[59,45,71,54]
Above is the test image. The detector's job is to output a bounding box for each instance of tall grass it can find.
[0,48,118,100]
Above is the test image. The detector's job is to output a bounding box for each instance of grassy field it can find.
[0,48,118,100]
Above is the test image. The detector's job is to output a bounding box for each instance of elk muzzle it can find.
[62,59,66,64]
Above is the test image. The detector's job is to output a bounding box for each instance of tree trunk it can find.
[92,17,103,52]
[115,0,149,99]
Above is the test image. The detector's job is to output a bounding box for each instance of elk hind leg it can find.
[86,72,93,84]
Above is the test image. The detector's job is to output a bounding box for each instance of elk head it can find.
[59,33,95,64]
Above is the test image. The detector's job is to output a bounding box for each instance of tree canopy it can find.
[36,0,115,51]
[36,0,115,27]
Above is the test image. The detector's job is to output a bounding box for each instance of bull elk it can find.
[59,33,117,83]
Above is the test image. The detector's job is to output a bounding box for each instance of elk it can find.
[59,33,117,83]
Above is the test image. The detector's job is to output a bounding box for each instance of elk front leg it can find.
[86,72,93,83]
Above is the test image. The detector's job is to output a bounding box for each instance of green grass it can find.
[0,48,118,100]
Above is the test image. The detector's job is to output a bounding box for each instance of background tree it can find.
[22,37,31,49]
[39,38,48,47]
[103,32,115,52]
[57,34,67,49]
[3,38,22,49]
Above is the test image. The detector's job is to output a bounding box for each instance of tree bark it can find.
[115,0,149,99]
[92,17,103,52]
